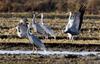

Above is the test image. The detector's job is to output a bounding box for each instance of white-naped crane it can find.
[39,13,56,39]
[27,23,46,51]
[16,17,28,38]
[32,13,55,39]
[64,5,86,39]
[32,13,48,38]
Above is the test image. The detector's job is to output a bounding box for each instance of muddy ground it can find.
[0,43,100,51]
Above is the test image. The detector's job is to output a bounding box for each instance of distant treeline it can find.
[0,0,99,14]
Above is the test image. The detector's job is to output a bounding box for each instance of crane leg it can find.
[53,35,56,39]
[32,45,37,52]
[44,35,48,39]
[67,33,73,40]
[32,45,35,51]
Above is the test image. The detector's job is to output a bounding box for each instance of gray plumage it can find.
[16,18,28,38]
[39,13,56,38]
[32,13,47,37]
[64,5,86,39]
[27,23,46,51]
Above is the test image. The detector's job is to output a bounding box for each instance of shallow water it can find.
[0,50,100,57]
[34,50,100,56]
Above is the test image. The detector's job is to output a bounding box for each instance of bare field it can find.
[0,56,100,64]
[0,13,100,44]
[0,55,99,64]
[0,13,100,64]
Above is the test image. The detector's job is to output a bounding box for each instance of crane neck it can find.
[27,24,31,36]
[32,14,36,24]
[40,13,44,25]
[69,12,72,20]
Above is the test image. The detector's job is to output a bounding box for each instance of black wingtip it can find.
[78,5,86,30]
[79,5,86,12]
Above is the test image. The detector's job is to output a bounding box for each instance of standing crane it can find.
[32,13,55,39]
[27,23,46,51]
[16,17,28,38]
[39,13,56,39]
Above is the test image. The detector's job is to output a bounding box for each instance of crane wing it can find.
[40,24,55,37]
[16,23,28,37]
[28,33,45,49]
[70,12,81,32]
